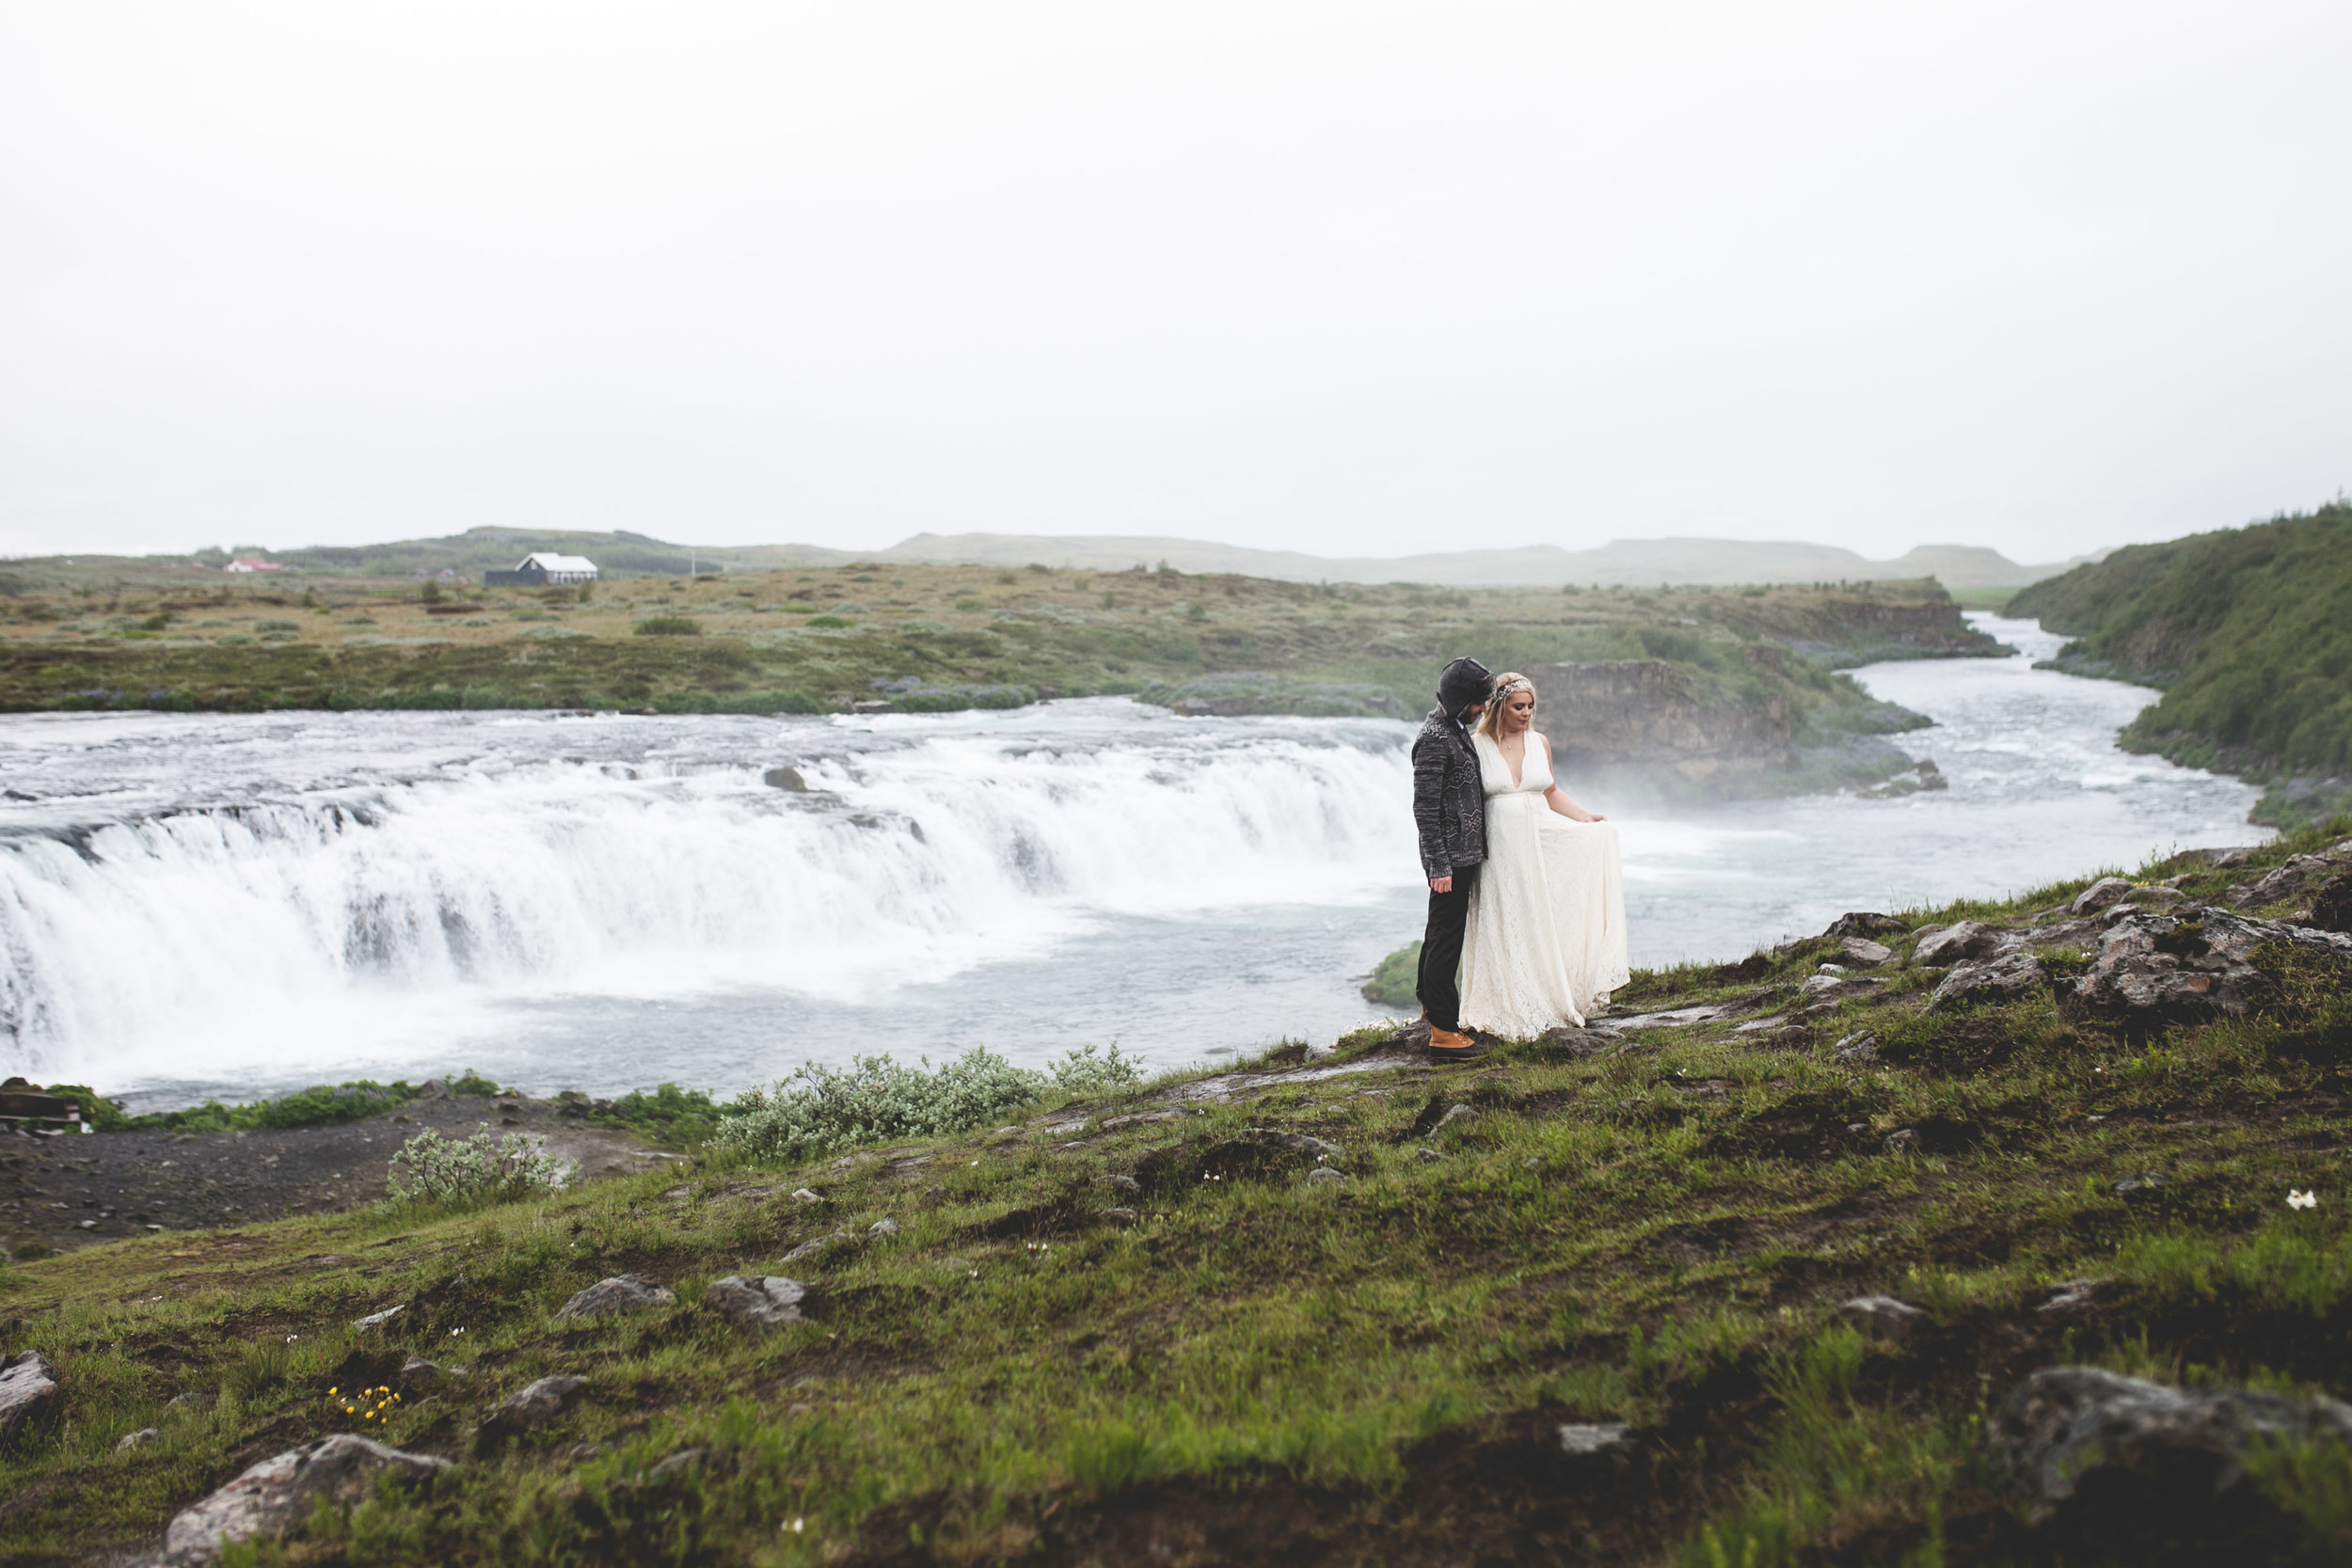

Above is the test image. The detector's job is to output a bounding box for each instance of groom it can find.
[1413,656,1494,1057]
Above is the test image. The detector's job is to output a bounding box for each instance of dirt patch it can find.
[0,1093,669,1257]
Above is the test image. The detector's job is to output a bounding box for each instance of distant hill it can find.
[871,532,2095,589]
[2008,501,2352,827]
[5,526,2093,592]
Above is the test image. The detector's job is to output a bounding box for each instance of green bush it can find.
[386,1123,568,1205]
[712,1044,1135,1163]
[633,615,702,637]
[588,1084,725,1145]
[1362,941,1422,1006]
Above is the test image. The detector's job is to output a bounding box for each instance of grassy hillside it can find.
[0,564,1989,750]
[3,821,2348,1564]
[2009,503,2352,826]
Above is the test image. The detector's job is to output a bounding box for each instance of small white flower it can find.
[2289,1189,2319,1210]
[787,1517,804,1533]
[450,1327,466,1337]
[285,1335,298,1344]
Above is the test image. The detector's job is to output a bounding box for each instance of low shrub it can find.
[1362,942,1421,1006]
[712,1043,1135,1163]
[385,1123,568,1204]
[633,615,702,637]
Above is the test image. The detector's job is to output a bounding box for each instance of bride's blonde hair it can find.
[1478,672,1535,736]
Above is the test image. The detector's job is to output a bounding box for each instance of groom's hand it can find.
[1429,875,1454,894]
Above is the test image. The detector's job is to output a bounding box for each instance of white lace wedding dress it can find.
[1457,730,1630,1037]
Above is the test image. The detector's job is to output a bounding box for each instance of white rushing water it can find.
[0,614,2265,1108]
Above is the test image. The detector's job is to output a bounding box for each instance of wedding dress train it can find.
[1457,731,1630,1038]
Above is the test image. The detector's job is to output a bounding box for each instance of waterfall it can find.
[0,705,1416,1086]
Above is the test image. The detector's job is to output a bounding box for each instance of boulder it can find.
[867,1218,899,1237]
[351,1304,405,1329]
[1913,920,2007,966]
[2231,853,2337,908]
[1094,1174,1141,1195]
[1929,952,2047,1010]
[2070,877,2136,916]
[1837,937,1894,967]
[762,767,809,791]
[705,1275,808,1329]
[480,1374,588,1438]
[0,1350,58,1443]
[1304,1167,1350,1187]
[554,1275,675,1322]
[160,1433,452,1566]
[1826,911,1909,940]
[1836,1296,1927,1344]
[2073,910,2352,1018]
[1413,1147,1443,1164]
[2309,873,2352,934]
[1994,1366,2352,1521]
[117,1426,160,1450]
[790,1188,824,1203]
[1799,973,1846,998]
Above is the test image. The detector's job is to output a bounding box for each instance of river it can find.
[0,614,2265,1109]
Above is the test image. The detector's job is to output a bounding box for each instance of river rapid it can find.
[0,614,2265,1110]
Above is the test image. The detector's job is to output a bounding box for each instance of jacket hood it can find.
[1436,657,1495,720]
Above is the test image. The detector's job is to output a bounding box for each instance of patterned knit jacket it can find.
[1411,708,1487,879]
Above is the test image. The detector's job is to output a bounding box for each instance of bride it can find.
[1457,672,1630,1037]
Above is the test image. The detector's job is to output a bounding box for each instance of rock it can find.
[351,1304,405,1329]
[790,1188,824,1204]
[2071,877,2136,916]
[554,1275,675,1321]
[1826,912,1908,940]
[867,1216,900,1237]
[1097,1207,1138,1225]
[2114,1172,2165,1196]
[118,1426,160,1450]
[1556,1421,1631,1455]
[161,1433,452,1565]
[1431,1104,1478,1134]
[2073,910,2352,1018]
[2036,1279,2100,1314]
[1929,952,2047,1010]
[2127,885,2186,911]
[1095,1174,1141,1195]
[1832,1032,1878,1064]
[1883,1128,1919,1153]
[417,1078,451,1100]
[1994,1366,2352,1518]
[1245,1128,1345,1159]
[783,1230,849,1263]
[646,1448,705,1481]
[706,1275,808,1328]
[1305,1167,1350,1187]
[396,1355,448,1392]
[1838,937,1894,967]
[0,1350,59,1443]
[1836,1294,1927,1344]
[1799,974,1846,998]
[1414,1147,1443,1164]
[1914,920,2004,966]
[762,766,809,791]
[1534,1022,1617,1055]
[2310,872,2352,934]
[2232,853,2337,908]
[2205,846,2257,868]
[480,1375,588,1438]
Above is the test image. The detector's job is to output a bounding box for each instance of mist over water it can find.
[0,615,2264,1108]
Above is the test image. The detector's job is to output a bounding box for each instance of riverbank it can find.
[0,567,1992,799]
[4,818,2347,1564]
[2009,501,2352,831]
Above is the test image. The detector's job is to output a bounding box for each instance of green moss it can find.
[1363,941,1422,1006]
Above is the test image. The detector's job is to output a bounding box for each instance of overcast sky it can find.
[3,1,2346,564]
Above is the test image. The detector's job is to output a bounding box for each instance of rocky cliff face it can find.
[1529,661,1794,784]
[1528,658,1922,799]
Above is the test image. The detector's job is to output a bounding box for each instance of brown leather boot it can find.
[1426,1024,1477,1056]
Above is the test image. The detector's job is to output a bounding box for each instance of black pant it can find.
[1417,862,1480,1031]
